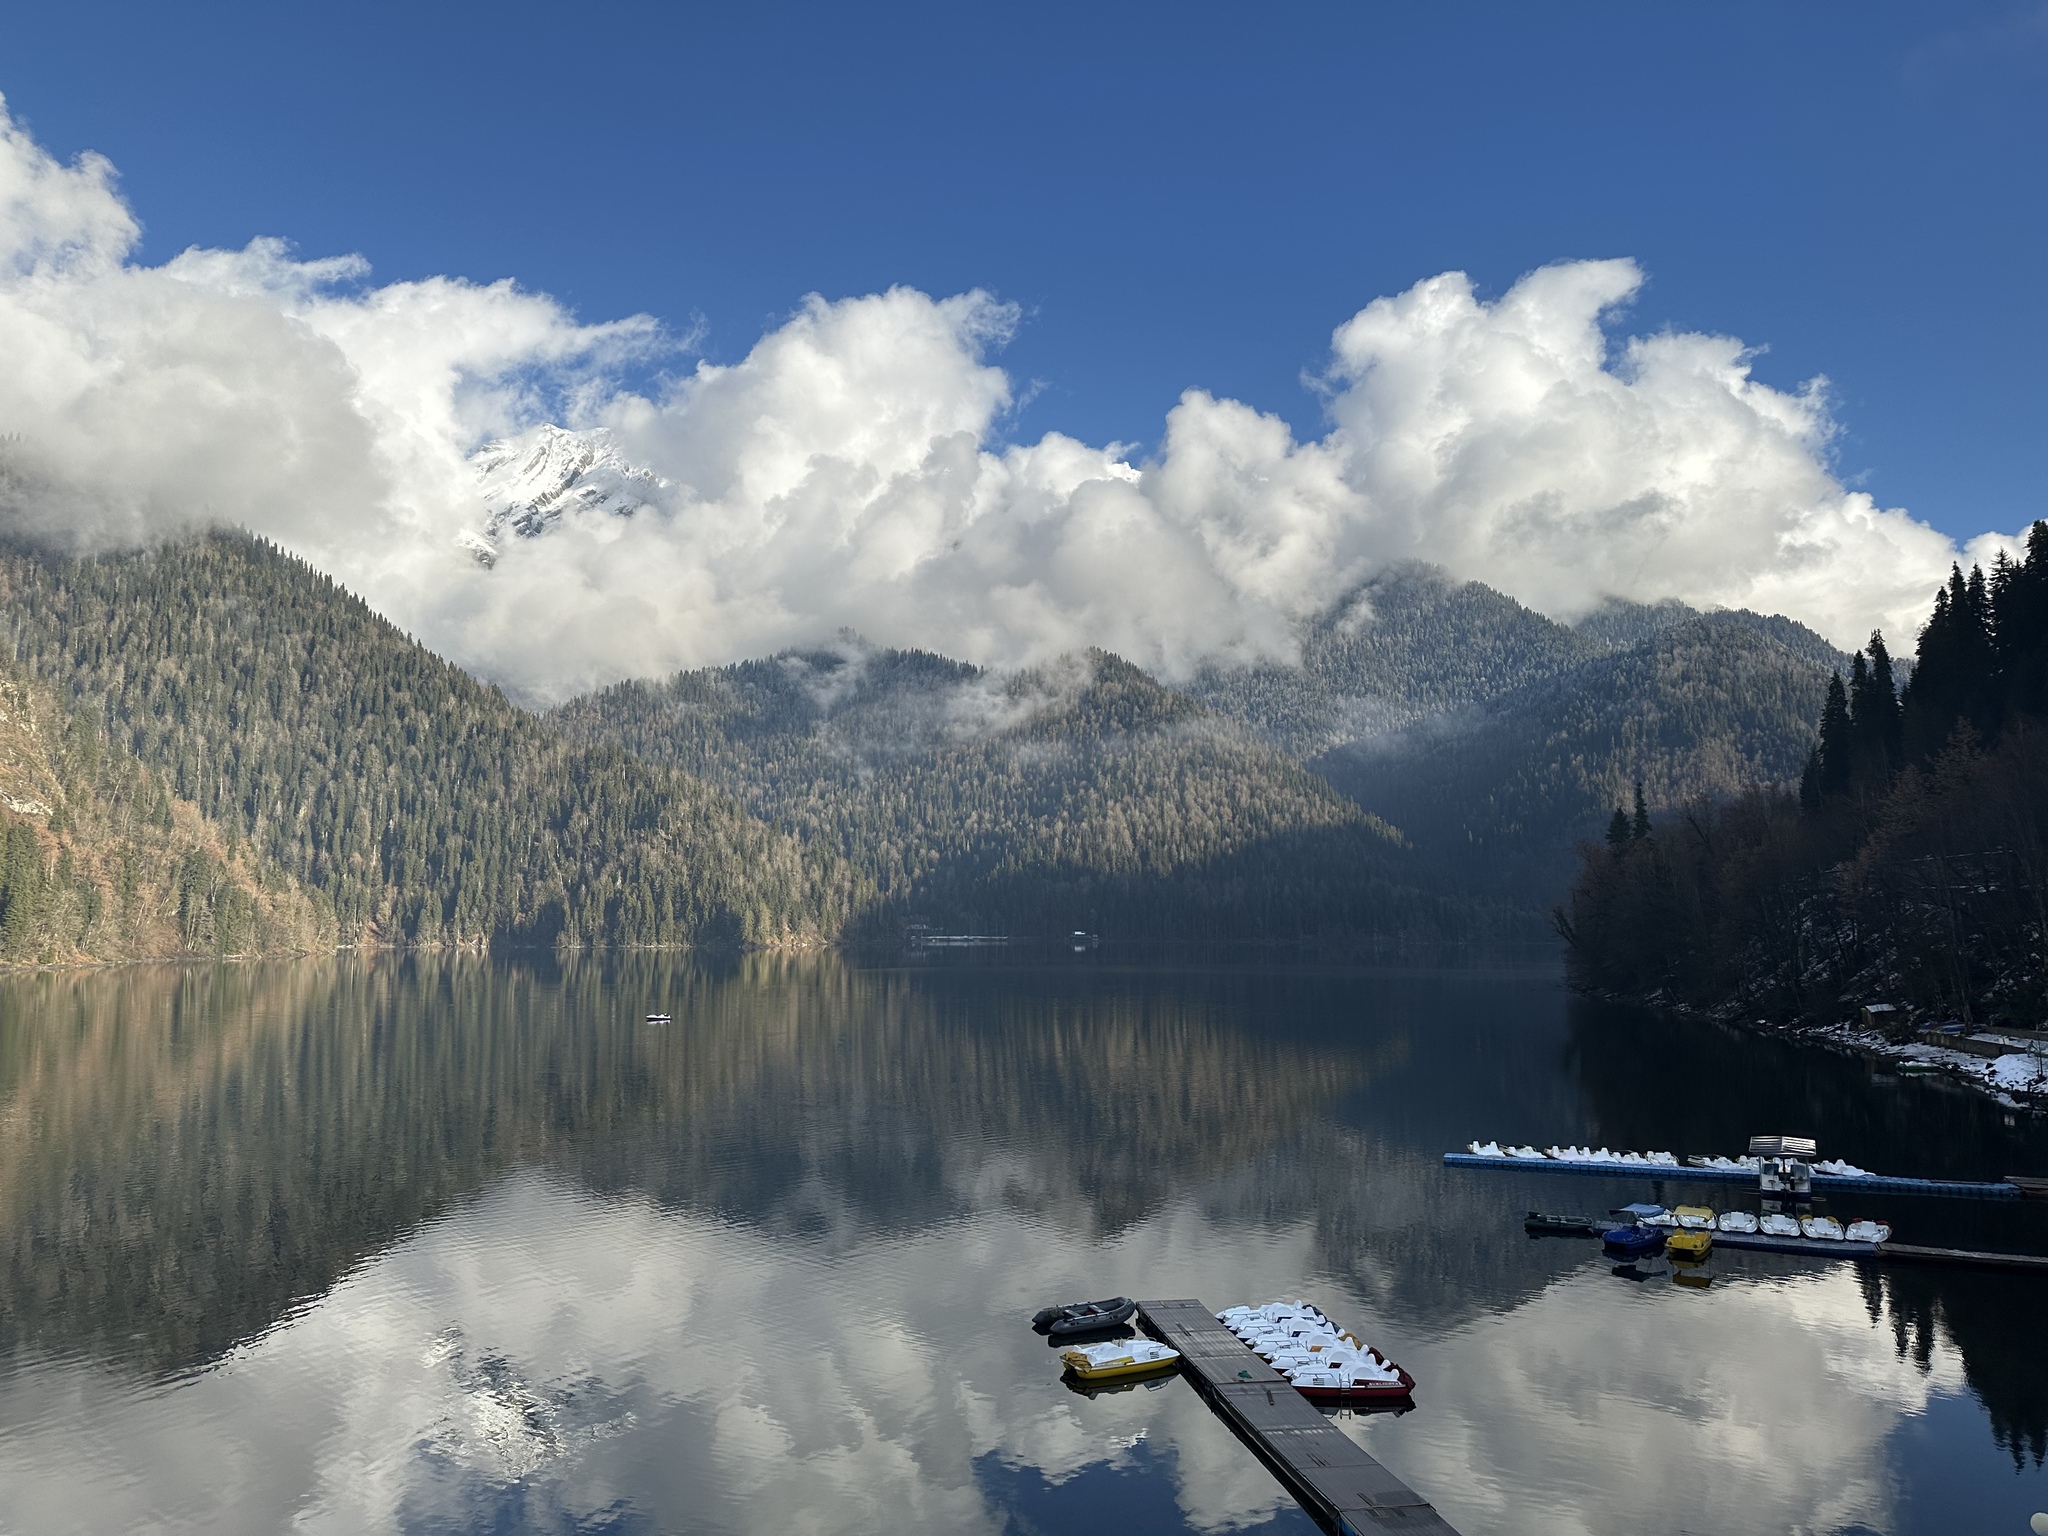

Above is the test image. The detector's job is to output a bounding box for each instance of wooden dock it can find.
[1136,1299,1459,1535]
[1876,1242,2048,1272]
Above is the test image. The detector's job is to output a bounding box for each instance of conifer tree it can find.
[1846,637,1902,790]
[1847,650,1871,749]
[1631,781,1651,841]
[1607,806,1631,850]
[1862,631,1903,770]
[1905,562,2001,760]
[1817,672,1852,796]
[1993,523,2048,717]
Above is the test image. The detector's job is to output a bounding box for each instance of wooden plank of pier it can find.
[1877,1242,2048,1272]
[1137,1299,1459,1535]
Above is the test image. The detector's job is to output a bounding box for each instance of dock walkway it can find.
[1444,1151,2020,1200]
[1876,1243,2048,1272]
[1136,1299,1459,1535]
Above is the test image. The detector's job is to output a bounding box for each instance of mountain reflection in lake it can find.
[2,955,2046,1535]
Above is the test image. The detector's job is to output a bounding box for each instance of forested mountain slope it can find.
[1313,613,1844,902]
[0,535,853,951]
[560,571,1845,930]
[0,531,1845,959]
[1563,524,2048,1027]
[552,645,1493,945]
[1187,564,1598,758]
[1185,566,1844,905]
[0,659,326,964]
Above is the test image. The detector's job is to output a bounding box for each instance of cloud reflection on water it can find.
[0,955,2043,1535]
[0,1167,1992,1536]
[0,1172,1311,1534]
[1390,1266,1965,1536]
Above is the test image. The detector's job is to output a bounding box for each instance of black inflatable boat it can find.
[1523,1211,1599,1236]
[1031,1297,1138,1336]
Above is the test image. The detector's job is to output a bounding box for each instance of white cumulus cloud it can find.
[0,95,2018,701]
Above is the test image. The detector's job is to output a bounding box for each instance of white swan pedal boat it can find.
[1215,1301,1416,1403]
[1617,1206,1897,1243]
[1718,1209,1889,1242]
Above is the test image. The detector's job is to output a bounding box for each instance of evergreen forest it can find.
[1560,521,2048,1027]
[0,528,1869,965]
[1189,565,1846,905]
[0,535,854,961]
[550,645,1486,947]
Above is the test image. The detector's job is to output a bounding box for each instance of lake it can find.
[2,952,2046,1535]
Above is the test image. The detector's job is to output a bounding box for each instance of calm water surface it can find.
[3,954,2047,1536]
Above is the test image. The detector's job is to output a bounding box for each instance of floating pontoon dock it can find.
[1539,1221,2048,1270]
[1444,1151,2022,1200]
[1674,1229,1878,1260]
[1136,1299,1459,1535]
[1867,1243,2048,1272]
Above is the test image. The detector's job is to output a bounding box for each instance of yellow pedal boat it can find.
[1665,1227,1713,1260]
[1060,1338,1182,1382]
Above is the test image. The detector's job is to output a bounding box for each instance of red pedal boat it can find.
[1284,1347,1417,1404]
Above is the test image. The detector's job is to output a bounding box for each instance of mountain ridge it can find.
[1312,608,1844,902]
[465,424,666,565]
[549,643,1490,946]
[0,533,855,957]
[0,514,1849,962]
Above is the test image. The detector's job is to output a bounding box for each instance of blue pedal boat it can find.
[1601,1223,1666,1260]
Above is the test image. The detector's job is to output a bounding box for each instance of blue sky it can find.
[7,0,2042,547]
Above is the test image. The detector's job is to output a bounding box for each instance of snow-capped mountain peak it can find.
[465,425,665,564]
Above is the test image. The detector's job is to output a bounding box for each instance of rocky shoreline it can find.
[1798,1018,2048,1114]
[1601,988,2048,1114]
